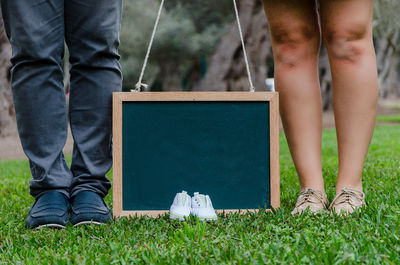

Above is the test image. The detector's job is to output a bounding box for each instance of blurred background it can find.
[0,0,399,159]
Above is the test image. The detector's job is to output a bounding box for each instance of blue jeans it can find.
[1,0,123,198]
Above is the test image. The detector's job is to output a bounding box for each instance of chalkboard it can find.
[113,92,280,217]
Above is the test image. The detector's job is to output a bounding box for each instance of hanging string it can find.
[133,0,166,92]
[232,0,255,92]
[133,0,255,92]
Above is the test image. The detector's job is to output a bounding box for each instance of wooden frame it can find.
[113,92,280,218]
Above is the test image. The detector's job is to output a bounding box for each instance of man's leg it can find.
[1,0,71,199]
[65,0,122,225]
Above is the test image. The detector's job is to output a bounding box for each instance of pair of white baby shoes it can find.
[169,191,218,221]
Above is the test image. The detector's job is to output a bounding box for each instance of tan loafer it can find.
[291,188,328,215]
[329,187,366,215]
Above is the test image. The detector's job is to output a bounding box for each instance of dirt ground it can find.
[1,100,399,160]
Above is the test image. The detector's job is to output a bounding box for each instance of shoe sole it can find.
[198,217,218,222]
[170,214,218,221]
[73,221,103,227]
[170,212,190,221]
[192,213,218,221]
[36,223,66,229]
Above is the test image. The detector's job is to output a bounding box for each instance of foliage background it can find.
[120,0,234,91]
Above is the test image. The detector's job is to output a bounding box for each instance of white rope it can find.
[134,0,255,92]
[232,0,255,92]
[133,0,166,92]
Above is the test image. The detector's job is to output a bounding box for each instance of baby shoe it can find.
[191,192,218,221]
[170,191,192,220]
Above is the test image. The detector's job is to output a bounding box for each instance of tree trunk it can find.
[160,62,182,91]
[319,44,333,111]
[194,0,272,92]
[0,12,15,137]
[376,30,399,98]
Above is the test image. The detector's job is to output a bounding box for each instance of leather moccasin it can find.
[26,190,70,229]
[70,191,112,226]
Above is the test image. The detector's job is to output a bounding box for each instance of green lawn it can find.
[376,114,400,123]
[1,125,399,264]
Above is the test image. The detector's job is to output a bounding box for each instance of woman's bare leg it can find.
[320,0,378,193]
[263,0,325,192]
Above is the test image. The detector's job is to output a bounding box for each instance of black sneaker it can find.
[26,191,70,229]
[70,191,112,226]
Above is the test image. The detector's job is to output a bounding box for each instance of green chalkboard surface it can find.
[113,92,280,217]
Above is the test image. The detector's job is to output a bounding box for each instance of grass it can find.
[0,125,400,264]
[376,114,400,123]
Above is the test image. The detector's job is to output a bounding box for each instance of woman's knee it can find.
[270,21,320,69]
[323,19,373,64]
